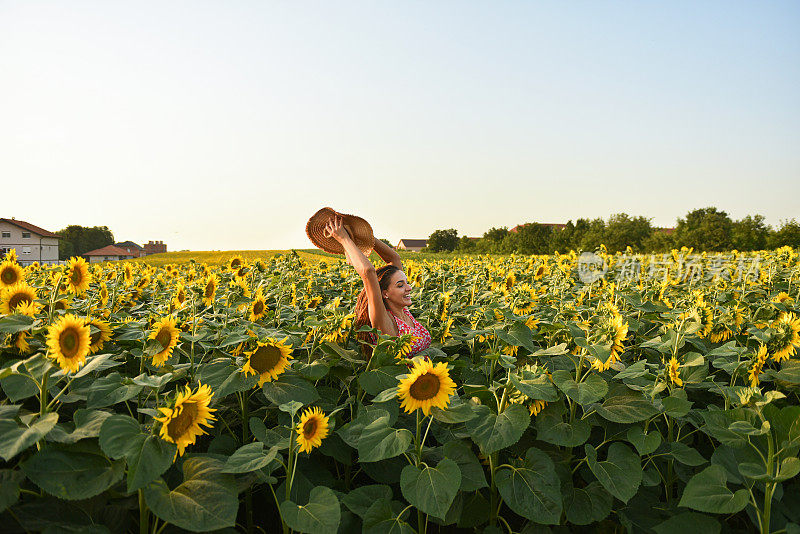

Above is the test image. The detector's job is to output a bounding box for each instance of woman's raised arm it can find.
[372,238,403,271]
[325,216,395,335]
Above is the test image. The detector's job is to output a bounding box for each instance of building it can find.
[396,239,427,252]
[83,245,141,263]
[114,241,146,258]
[0,218,60,266]
[144,240,166,255]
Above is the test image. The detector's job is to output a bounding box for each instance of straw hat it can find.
[306,207,374,256]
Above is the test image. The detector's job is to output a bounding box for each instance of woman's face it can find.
[383,270,412,308]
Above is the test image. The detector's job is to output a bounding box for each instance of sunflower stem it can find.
[286,413,296,500]
[190,297,197,383]
[241,393,254,534]
[138,489,149,534]
[39,371,48,418]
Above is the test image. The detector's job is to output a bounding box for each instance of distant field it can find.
[129,249,329,266]
[129,248,482,266]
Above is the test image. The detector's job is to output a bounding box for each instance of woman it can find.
[324,215,431,358]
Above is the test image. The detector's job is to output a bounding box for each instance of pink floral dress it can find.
[390,307,432,357]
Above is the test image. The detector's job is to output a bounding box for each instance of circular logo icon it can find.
[577,252,607,283]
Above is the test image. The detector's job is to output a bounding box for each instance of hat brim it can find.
[306,207,374,256]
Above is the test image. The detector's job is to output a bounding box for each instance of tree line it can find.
[56,225,115,260]
[425,208,800,254]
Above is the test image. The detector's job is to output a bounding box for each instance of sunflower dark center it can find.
[253,301,264,315]
[231,259,241,269]
[156,328,172,349]
[205,283,214,298]
[91,329,102,345]
[1,267,18,285]
[410,373,440,400]
[167,402,199,440]
[177,290,185,302]
[70,269,82,285]
[54,300,68,311]
[303,418,318,439]
[250,345,281,374]
[9,292,32,310]
[59,328,80,358]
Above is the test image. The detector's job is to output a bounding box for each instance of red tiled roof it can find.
[0,218,60,238]
[83,245,136,257]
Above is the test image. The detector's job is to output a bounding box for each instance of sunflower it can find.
[748,344,768,387]
[65,257,92,295]
[149,316,180,367]
[295,406,330,453]
[248,290,267,322]
[394,334,418,360]
[305,295,322,309]
[99,282,109,307]
[228,256,245,271]
[504,271,516,291]
[46,314,91,373]
[769,312,800,362]
[155,383,217,457]
[771,292,794,304]
[513,300,535,315]
[439,316,454,343]
[529,399,548,416]
[0,282,38,315]
[123,264,134,286]
[201,275,218,307]
[234,265,249,280]
[87,318,112,354]
[242,337,292,386]
[590,313,628,371]
[172,283,187,309]
[667,356,683,387]
[397,359,457,416]
[8,331,32,353]
[0,260,24,288]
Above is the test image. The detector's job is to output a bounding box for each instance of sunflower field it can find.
[2,246,800,534]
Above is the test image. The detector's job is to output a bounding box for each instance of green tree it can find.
[476,227,510,253]
[731,215,770,251]
[56,225,115,260]
[457,235,477,252]
[426,229,459,252]
[603,213,654,253]
[505,223,553,254]
[768,219,800,248]
[674,207,733,251]
[579,218,606,251]
[642,230,676,253]
[550,221,575,253]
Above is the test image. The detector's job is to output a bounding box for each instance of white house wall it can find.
[0,221,60,265]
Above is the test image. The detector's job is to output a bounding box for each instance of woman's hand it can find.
[324,215,352,243]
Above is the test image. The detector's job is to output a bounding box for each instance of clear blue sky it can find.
[1,1,798,250]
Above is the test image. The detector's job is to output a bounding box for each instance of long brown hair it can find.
[354,265,400,357]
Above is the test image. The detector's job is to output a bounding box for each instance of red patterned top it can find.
[391,308,432,357]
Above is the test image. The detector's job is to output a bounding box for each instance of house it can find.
[83,245,139,263]
[397,239,427,252]
[0,218,60,266]
[144,240,167,255]
[115,241,146,258]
